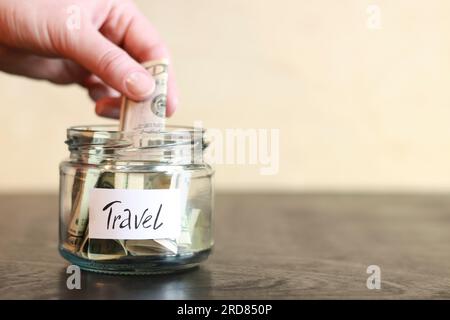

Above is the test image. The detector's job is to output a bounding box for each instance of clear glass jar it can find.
[59,125,214,275]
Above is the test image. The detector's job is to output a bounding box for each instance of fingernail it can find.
[125,71,155,99]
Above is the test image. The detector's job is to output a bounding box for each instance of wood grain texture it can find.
[1,193,450,299]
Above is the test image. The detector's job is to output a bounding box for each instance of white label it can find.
[88,188,181,240]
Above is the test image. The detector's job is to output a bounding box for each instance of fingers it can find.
[1,0,179,118]
[0,46,89,84]
[81,75,121,119]
[100,2,178,114]
[95,97,121,119]
[82,74,120,101]
[64,28,156,102]
[88,83,119,101]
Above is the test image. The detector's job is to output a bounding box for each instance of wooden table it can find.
[1,193,450,299]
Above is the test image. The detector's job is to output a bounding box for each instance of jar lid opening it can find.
[66,125,208,164]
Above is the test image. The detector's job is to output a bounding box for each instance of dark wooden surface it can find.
[1,193,450,299]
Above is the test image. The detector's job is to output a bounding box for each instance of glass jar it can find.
[59,125,214,275]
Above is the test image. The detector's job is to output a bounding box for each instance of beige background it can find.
[1,0,450,192]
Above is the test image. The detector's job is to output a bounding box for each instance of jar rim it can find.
[66,124,208,164]
[67,124,204,134]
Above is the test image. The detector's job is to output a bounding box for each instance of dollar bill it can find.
[67,169,100,237]
[78,172,129,260]
[124,172,180,255]
[156,171,193,253]
[121,171,195,255]
[125,239,178,256]
[78,171,182,258]
[178,208,201,247]
[79,226,128,261]
[119,59,169,133]
[190,207,212,250]
[63,131,110,252]
[65,59,199,260]
[118,59,183,255]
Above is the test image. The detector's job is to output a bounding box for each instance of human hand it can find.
[0,0,177,118]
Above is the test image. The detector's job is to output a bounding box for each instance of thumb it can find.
[66,30,155,101]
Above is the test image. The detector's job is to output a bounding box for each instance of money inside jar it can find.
[62,59,207,264]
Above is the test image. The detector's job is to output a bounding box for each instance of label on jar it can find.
[88,188,181,240]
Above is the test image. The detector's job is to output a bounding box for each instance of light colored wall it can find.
[2,0,450,192]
